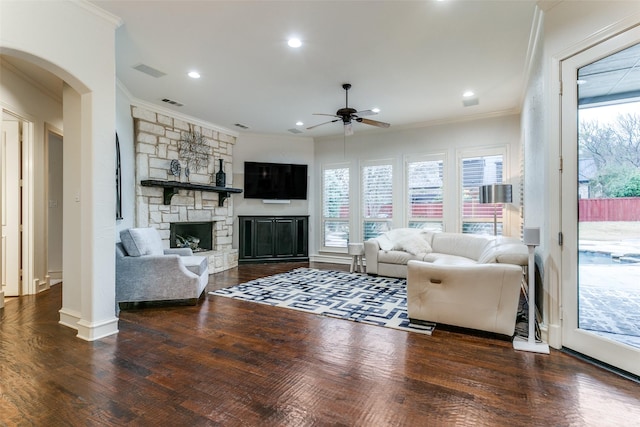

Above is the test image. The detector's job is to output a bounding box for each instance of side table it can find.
[347,243,365,273]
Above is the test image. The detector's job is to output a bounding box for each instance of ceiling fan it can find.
[307,83,390,135]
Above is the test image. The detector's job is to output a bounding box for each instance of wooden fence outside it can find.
[579,198,640,221]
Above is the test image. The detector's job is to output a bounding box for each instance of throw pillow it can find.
[376,234,394,251]
[394,235,433,256]
[120,228,164,257]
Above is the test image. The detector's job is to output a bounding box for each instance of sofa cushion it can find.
[477,238,528,265]
[181,256,208,276]
[431,233,493,261]
[426,253,478,265]
[378,250,424,265]
[120,228,164,257]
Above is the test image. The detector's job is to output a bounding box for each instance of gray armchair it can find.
[116,227,209,312]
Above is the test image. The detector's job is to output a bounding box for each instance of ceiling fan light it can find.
[344,123,354,136]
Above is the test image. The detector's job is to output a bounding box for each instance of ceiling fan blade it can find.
[359,117,390,128]
[313,113,339,117]
[307,119,339,130]
[355,109,377,117]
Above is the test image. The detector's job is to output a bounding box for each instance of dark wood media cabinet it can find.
[239,215,309,263]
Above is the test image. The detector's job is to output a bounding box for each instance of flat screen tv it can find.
[244,161,308,200]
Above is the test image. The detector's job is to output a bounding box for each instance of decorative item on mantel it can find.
[215,159,226,187]
[170,159,181,179]
[179,125,210,180]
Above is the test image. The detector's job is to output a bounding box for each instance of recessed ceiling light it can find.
[372,108,381,113]
[188,71,201,79]
[463,90,475,98]
[577,79,588,85]
[296,121,304,126]
[288,38,302,48]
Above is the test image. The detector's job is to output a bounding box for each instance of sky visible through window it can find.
[579,100,640,123]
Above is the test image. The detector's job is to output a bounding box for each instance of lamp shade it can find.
[479,184,512,204]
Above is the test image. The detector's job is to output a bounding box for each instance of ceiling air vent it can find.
[234,123,250,130]
[463,97,479,107]
[132,63,167,78]
[288,128,303,134]
[162,98,184,107]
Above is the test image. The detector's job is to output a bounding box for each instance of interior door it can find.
[1,117,21,296]
[561,27,640,377]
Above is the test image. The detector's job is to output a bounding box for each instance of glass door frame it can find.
[560,25,640,377]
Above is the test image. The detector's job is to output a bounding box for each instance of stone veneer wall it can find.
[132,106,238,273]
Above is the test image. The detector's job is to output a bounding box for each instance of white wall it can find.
[1,0,121,340]
[233,132,315,249]
[313,114,522,258]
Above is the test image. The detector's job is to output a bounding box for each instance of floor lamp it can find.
[513,227,550,354]
[478,184,512,236]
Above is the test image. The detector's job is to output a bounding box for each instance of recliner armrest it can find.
[164,247,193,256]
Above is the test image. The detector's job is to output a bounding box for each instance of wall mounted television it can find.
[244,161,308,200]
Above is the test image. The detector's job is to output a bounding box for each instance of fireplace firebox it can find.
[170,222,213,252]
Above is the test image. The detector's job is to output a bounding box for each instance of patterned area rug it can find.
[210,268,435,335]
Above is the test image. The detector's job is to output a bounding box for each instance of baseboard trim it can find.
[545,323,562,349]
[58,307,81,330]
[76,317,119,341]
[48,270,62,280]
[311,253,352,265]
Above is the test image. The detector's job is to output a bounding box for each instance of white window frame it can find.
[404,152,447,231]
[321,162,351,252]
[457,146,509,234]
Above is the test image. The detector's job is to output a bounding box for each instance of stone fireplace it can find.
[132,106,238,273]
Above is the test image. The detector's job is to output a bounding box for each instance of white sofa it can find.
[364,228,528,335]
[364,228,527,278]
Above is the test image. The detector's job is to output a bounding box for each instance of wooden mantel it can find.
[140,180,243,207]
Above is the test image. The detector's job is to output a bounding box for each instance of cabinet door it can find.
[240,217,254,258]
[294,217,308,257]
[273,218,295,257]
[254,219,275,258]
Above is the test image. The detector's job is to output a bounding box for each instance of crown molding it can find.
[74,0,123,28]
[118,80,239,138]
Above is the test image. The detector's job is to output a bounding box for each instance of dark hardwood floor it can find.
[1,262,639,426]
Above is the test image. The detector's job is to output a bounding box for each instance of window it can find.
[406,156,445,231]
[460,151,505,234]
[362,162,393,240]
[322,166,350,248]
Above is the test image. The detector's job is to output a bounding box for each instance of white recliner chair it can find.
[407,261,523,336]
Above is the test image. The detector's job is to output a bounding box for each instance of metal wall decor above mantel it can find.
[140,180,242,207]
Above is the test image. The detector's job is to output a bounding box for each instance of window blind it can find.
[322,167,350,248]
[461,154,504,234]
[407,159,444,224]
[362,163,393,240]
